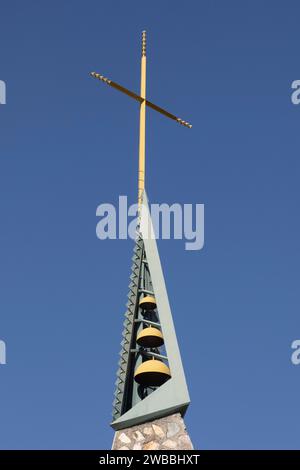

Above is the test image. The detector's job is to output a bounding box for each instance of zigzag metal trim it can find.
[112,234,144,421]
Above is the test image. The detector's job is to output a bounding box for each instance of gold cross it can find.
[90,31,192,206]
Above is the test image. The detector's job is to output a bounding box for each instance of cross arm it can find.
[90,72,192,129]
[90,72,143,103]
[145,99,192,128]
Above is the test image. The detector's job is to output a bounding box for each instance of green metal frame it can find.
[111,191,190,430]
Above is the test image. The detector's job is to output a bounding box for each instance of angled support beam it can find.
[134,319,161,328]
[130,349,168,361]
[138,288,154,295]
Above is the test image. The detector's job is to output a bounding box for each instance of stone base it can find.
[112,413,193,450]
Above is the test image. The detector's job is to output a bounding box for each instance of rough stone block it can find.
[112,413,194,450]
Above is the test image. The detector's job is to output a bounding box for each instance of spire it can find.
[111,192,190,430]
[90,31,191,431]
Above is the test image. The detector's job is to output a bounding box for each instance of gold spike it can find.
[90,72,111,85]
[176,117,192,129]
[142,30,146,57]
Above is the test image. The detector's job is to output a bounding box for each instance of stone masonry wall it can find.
[112,413,194,450]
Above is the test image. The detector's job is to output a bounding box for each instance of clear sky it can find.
[0,0,299,450]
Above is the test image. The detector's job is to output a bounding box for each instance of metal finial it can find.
[142,30,146,57]
[176,118,192,129]
[90,72,111,85]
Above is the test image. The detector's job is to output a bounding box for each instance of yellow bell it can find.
[134,358,171,387]
[139,295,157,310]
[136,327,164,348]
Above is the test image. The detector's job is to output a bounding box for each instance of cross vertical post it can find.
[138,31,147,207]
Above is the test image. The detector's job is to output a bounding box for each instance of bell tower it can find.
[91,31,194,451]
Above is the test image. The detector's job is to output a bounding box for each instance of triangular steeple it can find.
[111,192,190,430]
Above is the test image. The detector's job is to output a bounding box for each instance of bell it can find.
[136,326,164,348]
[134,358,171,387]
[139,295,157,310]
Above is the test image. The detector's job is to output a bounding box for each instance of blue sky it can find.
[0,0,299,449]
